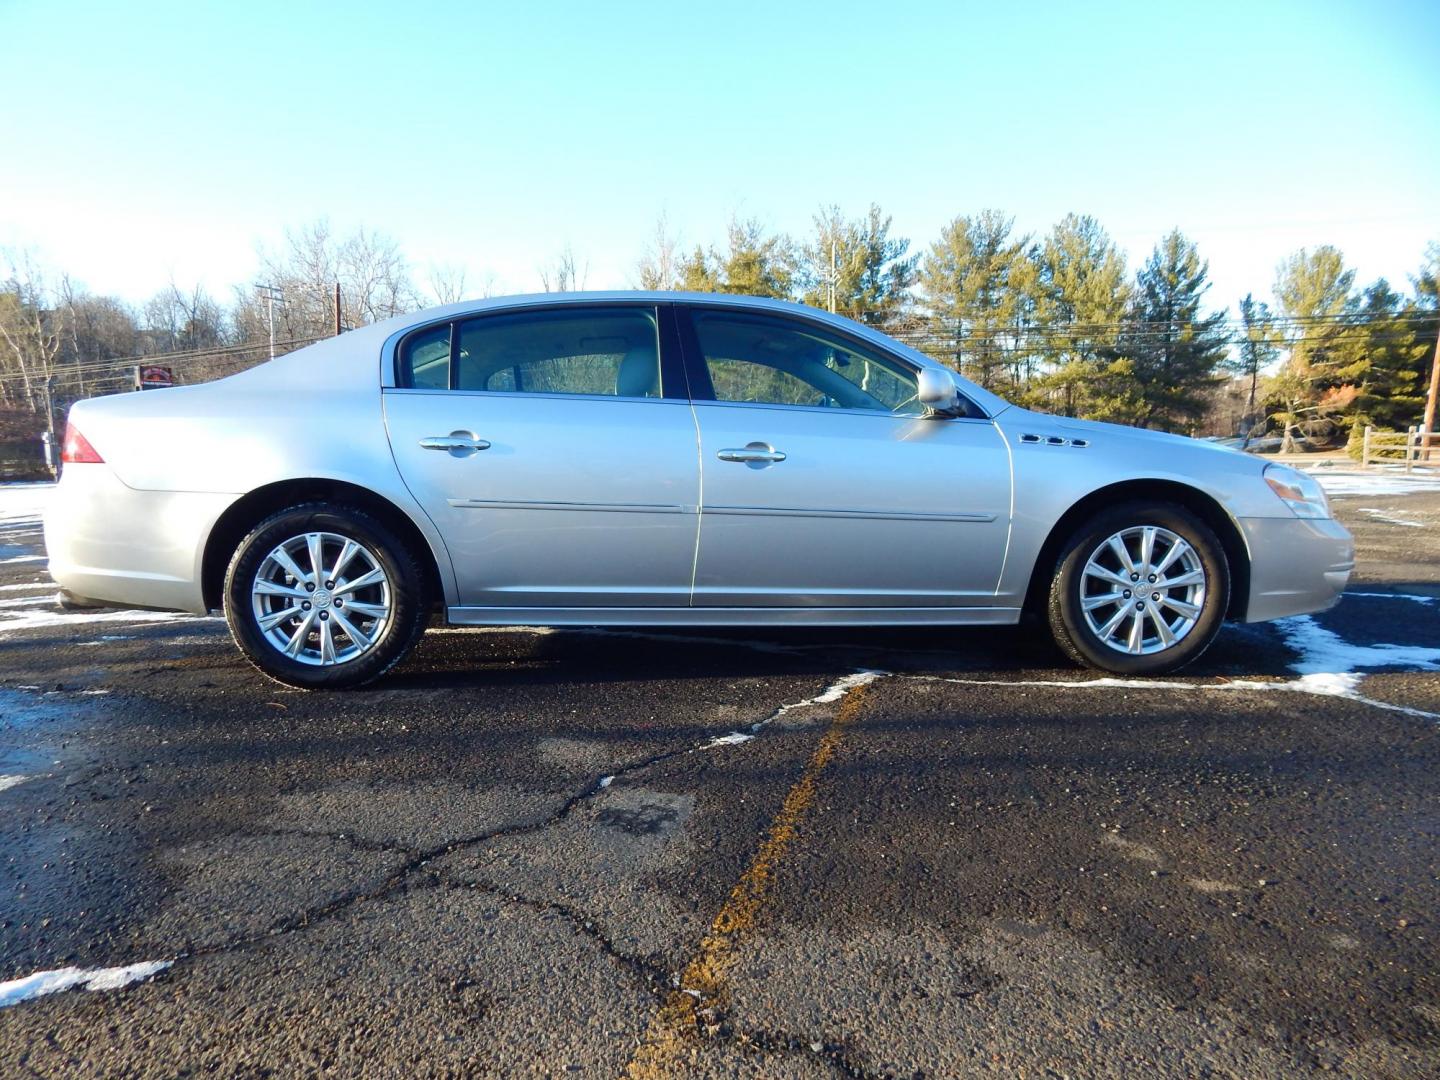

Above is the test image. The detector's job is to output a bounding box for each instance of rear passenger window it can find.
[398,324,451,390]
[454,308,660,397]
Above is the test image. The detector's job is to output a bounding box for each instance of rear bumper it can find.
[43,464,238,614]
[1238,515,1354,622]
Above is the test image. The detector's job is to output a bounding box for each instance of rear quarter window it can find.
[398,324,452,389]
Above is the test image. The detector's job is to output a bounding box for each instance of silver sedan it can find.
[44,293,1354,688]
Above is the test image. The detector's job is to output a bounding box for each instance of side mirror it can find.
[916,368,960,415]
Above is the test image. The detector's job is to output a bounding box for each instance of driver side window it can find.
[689,310,923,415]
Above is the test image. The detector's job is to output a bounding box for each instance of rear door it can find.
[679,305,1012,608]
[383,303,701,608]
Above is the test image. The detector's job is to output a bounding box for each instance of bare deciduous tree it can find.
[427,263,469,305]
[238,219,421,342]
[0,249,69,414]
[143,280,226,353]
[539,245,587,293]
[635,213,680,290]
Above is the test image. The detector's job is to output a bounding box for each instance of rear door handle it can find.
[419,431,491,456]
[717,443,786,464]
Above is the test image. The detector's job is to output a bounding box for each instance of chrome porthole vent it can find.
[250,531,392,666]
[1078,526,1206,655]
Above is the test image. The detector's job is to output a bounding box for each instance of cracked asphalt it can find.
[1,486,1438,1078]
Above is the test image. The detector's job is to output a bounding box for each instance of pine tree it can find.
[1269,247,1359,450]
[918,209,1035,391]
[1414,241,1439,309]
[1120,230,1228,432]
[799,204,916,325]
[1345,280,1430,430]
[1031,214,1132,419]
[675,245,719,292]
[716,218,794,298]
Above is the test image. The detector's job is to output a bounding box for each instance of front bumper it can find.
[1238,515,1354,622]
[43,463,239,614]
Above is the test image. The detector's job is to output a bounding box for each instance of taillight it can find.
[61,421,104,464]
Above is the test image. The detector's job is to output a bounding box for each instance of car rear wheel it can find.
[1047,502,1229,676]
[223,503,428,689]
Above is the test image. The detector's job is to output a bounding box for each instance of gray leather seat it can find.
[615,346,659,398]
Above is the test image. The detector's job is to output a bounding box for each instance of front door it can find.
[679,306,1012,608]
[383,304,700,608]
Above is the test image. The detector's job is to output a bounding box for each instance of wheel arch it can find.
[1022,479,1251,620]
[201,478,446,613]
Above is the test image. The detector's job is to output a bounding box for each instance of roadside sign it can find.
[134,364,174,390]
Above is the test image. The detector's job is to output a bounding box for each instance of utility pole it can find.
[333,282,342,336]
[42,375,57,455]
[1423,315,1440,462]
[828,233,837,314]
[253,284,285,360]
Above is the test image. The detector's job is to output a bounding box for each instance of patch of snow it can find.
[0,606,215,639]
[702,731,755,749]
[1310,471,1440,497]
[807,670,885,704]
[0,582,51,592]
[597,775,615,788]
[1345,591,1437,606]
[0,595,54,608]
[0,483,53,526]
[1356,507,1425,527]
[696,671,887,754]
[918,615,1440,720]
[0,775,29,793]
[0,555,46,565]
[430,625,556,635]
[1273,615,1440,679]
[0,960,171,1009]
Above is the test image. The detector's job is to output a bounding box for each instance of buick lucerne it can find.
[44,293,1354,688]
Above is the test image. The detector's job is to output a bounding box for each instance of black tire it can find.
[1047,501,1229,676]
[223,503,429,689]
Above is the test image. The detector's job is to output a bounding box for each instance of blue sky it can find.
[1,0,1436,311]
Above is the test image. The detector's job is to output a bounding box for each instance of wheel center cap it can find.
[312,589,332,609]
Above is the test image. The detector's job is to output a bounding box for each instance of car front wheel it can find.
[1047,502,1229,676]
[223,503,428,689]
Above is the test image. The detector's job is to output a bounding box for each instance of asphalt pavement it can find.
[1,481,1437,1078]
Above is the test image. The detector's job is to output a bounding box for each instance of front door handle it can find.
[717,442,786,465]
[419,431,491,456]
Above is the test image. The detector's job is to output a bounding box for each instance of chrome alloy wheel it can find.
[1079,526,1207,656]
[250,532,392,666]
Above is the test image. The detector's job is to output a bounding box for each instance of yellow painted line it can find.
[625,682,872,1078]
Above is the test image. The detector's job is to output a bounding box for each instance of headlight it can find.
[1263,463,1331,519]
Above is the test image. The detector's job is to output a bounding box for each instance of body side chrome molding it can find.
[446,500,996,523]
[704,505,998,523]
[448,498,693,514]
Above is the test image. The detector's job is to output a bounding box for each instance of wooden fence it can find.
[1362,426,1438,471]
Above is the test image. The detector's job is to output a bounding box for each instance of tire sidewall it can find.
[1053,502,1229,676]
[224,504,426,689]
